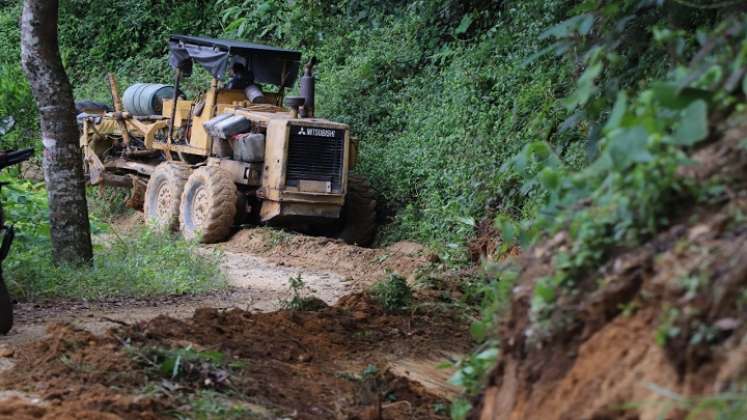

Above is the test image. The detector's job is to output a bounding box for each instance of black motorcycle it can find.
[0,148,34,334]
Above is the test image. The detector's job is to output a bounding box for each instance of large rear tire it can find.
[337,175,377,246]
[180,166,238,243]
[143,162,191,231]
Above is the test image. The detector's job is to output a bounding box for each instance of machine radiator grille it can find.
[286,126,345,193]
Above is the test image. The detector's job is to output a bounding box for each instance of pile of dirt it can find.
[0,293,468,419]
[0,324,165,419]
[474,122,747,419]
[222,229,437,287]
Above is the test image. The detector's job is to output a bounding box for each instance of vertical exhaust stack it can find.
[299,57,317,118]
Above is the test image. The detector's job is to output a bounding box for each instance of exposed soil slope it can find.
[476,121,747,419]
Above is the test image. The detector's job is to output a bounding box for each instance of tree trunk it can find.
[20,0,92,265]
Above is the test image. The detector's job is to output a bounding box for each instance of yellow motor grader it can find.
[80,35,376,245]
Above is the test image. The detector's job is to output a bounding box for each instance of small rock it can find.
[297,353,313,363]
[0,345,14,358]
[714,318,740,331]
[688,223,712,241]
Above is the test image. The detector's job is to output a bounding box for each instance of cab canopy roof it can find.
[168,35,302,87]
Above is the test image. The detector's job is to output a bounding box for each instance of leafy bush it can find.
[370,272,412,313]
[87,185,132,223]
[279,274,326,311]
[496,15,747,339]
[449,9,747,417]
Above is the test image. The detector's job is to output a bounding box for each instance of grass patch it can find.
[178,390,258,420]
[5,226,225,301]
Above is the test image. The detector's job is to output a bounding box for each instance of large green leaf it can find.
[603,91,628,132]
[606,126,652,169]
[455,14,473,35]
[672,100,708,146]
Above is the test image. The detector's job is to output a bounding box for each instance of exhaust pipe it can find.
[299,57,317,118]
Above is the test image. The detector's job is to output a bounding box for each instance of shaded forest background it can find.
[0,0,732,261]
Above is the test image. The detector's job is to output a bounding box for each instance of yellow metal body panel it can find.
[80,78,354,222]
[256,117,349,221]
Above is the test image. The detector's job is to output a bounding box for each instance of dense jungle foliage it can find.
[1,1,747,418]
[0,0,740,263]
[1,0,712,262]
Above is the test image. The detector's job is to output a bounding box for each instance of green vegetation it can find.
[0,0,640,261]
[0,174,224,300]
[279,274,326,311]
[369,272,412,313]
[445,4,747,417]
[5,225,225,300]
[177,390,255,420]
[87,185,132,223]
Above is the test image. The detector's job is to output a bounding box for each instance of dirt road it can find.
[2,223,431,346]
[4,250,350,346]
[0,223,467,419]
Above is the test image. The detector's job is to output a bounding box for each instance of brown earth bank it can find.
[220,228,436,288]
[0,292,469,419]
[474,121,747,419]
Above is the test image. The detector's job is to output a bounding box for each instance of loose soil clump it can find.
[0,293,468,419]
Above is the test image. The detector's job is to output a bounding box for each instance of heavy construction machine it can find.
[80,35,376,245]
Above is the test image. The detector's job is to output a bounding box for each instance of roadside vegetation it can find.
[447,5,747,418]
[0,173,224,300]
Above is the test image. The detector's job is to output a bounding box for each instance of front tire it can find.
[143,162,191,231]
[337,175,377,246]
[180,166,238,243]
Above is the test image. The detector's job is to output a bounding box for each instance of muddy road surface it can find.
[0,221,468,419]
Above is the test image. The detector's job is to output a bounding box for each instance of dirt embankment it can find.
[221,228,436,287]
[475,123,747,419]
